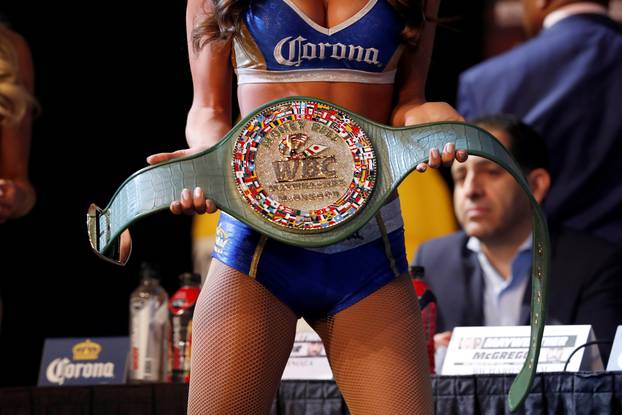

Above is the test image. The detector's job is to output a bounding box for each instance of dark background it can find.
[0,0,485,386]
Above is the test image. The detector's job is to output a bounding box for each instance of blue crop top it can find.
[232,0,405,84]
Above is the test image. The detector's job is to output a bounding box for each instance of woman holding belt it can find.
[147,0,465,413]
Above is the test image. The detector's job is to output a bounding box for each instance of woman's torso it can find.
[235,0,404,123]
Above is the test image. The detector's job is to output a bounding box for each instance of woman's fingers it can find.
[170,200,183,215]
[147,146,211,165]
[205,199,217,214]
[193,187,207,214]
[147,147,217,214]
[147,152,174,165]
[180,188,195,215]
[456,149,468,163]
[146,149,191,165]
[428,148,441,169]
[169,187,217,215]
[441,143,455,167]
[416,145,469,173]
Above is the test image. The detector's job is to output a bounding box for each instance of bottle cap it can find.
[179,272,202,286]
[410,265,425,279]
[140,262,161,281]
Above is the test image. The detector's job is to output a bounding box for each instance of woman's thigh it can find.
[188,259,298,415]
[310,274,433,415]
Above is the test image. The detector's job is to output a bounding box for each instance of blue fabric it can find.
[213,213,408,318]
[458,14,622,244]
[244,0,402,72]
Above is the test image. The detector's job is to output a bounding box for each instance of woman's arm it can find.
[391,0,461,125]
[0,30,35,223]
[185,0,234,149]
[147,0,233,165]
[390,0,465,170]
[147,0,234,214]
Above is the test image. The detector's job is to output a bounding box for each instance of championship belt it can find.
[87,97,549,410]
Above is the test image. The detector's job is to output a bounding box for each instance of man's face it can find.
[451,130,531,241]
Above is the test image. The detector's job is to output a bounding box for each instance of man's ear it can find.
[526,168,551,204]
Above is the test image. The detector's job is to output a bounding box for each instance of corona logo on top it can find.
[72,339,102,360]
[38,337,129,386]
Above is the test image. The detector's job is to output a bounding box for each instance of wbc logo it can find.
[273,133,337,182]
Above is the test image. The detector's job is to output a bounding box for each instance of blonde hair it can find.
[0,26,33,126]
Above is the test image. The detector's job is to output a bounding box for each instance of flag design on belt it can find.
[302,144,327,158]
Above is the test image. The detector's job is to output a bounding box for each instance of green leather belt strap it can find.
[87,97,549,411]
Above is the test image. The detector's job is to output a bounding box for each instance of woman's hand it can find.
[416,141,468,173]
[401,102,468,172]
[146,146,218,215]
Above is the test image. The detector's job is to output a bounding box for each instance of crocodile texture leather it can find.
[88,97,549,410]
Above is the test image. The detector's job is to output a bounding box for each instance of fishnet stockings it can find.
[188,262,432,414]
[187,259,297,414]
[309,273,433,415]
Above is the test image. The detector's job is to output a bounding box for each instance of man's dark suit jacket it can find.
[457,14,622,245]
[413,229,622,360]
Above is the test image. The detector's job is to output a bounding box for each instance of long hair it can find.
[0,27,33,126]
[191,0,426,52]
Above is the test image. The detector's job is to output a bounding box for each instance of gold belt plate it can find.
[232,100,377,232]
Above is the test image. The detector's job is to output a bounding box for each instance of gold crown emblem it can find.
[72,339,102,361]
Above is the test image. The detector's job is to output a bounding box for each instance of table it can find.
[1,372,620,414]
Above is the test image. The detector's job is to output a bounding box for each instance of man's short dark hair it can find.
[469,114,549,173]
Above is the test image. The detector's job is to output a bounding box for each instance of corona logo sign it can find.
[72,339,102,360]
[274,36,380,67]
[46,358,115,385]
[38,337,128,387]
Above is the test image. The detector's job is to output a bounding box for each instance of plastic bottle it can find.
[410,265,437,374]
[129,262,169,382]
[168,272,202,383]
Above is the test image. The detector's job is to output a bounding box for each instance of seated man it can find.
[413,114,622,361]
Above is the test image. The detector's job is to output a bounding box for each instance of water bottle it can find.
[129,262,169,382]
[169,272,202,383]
[410,265,437,373]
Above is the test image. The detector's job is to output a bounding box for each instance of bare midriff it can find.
[238,82,395,124]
